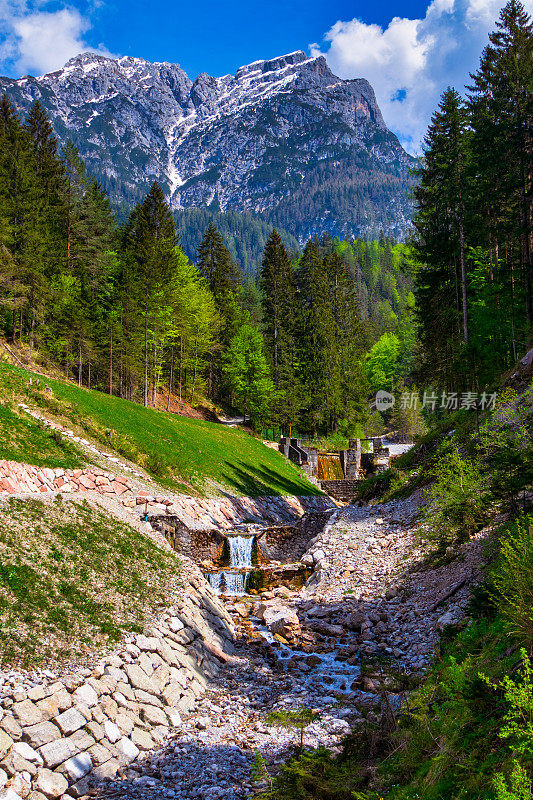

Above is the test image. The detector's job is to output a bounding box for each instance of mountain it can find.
[1,50,416,241]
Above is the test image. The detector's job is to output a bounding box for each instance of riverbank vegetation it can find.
[253,2,533,797]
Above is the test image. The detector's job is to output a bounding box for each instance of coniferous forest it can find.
[0,0,530,440]
[0,95,415,436]
[414,0,532,390]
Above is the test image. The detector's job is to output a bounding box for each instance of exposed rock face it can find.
[1,50,415,240]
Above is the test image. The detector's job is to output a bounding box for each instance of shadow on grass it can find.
[220,460,323,498]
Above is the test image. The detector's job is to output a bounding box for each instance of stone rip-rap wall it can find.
[0,460,333,531]
[0,571,236,800]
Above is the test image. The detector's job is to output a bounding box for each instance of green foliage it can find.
[223,324,274,428]
[494,649,533,757]
[266,707,319,752]
[0,363,319,496]
[422,443,489,546]
[0,96,419,438]
[174,207,299,276]
[479,388,533,515]
[491,517,533,645]
[483,649,533,799]
[251,749,273,792]
[391,381,427,441]
[493,761,532,800]
[365,333,401,393]
[0,497,181,667]
[413,2,533,390]
[0,402,84,468]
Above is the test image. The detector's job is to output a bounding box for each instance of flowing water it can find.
[253,623,361,694]
[317,453,344,480]
[227,534,255,569]
[205,533,255,596]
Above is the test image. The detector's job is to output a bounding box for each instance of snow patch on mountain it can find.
[0,49,415,240]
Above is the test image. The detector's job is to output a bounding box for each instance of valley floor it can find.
[95,496,492,800]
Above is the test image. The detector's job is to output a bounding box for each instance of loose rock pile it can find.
[295,496,491,673]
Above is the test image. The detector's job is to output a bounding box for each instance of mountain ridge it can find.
[1,49,416,241]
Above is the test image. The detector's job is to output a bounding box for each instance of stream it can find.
[204,532,256,596]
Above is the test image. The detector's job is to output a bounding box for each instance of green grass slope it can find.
[0,403,85,469]
[0,363,319,497]
[0,496,181,668]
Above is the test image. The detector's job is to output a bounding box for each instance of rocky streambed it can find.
[94,495,492,800]
[0,496,492,800]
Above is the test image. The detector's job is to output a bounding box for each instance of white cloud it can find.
[311,0,533,153]
[0,0,113,77]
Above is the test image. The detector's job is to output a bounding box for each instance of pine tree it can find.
[197,222,242,331]
[259,229,305,428]
[197,222,243,398]
[468,0,533,325]
[413,88,472,388]
[123,182,180,405]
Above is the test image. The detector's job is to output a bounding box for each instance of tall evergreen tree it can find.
[123,182,180,406]
[413,88,472,388]
[197,222,242,398]
[260,229,304,428]
[197,222,242,330]
[468,0,533,324]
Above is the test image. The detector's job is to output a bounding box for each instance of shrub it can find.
[479,388,533,516]
[493,761,532,800]
[482,648,533,798]
[145,451,171,479]
[422,443,489,547]
[266,707,318,752]
[491,517,533,646]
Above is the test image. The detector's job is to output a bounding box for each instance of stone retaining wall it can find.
[0,460,333,532]
[0,461,135,498]
[0,572,235,800]
[260,512,334,563]
[319,480,360,501]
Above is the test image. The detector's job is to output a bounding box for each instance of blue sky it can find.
[1,0,532,150]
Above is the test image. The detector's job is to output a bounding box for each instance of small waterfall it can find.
[223,571,249,596]
[228,534,255,568]
[206,572,222,594]
[204,571,249,596]
[204,532,255,597]
[317,453,344,480]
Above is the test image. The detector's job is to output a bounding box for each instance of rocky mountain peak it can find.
[0,50,415,240]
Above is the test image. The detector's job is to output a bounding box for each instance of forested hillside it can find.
[0,96,415,438]
[413,0,532,392]
[174,208,299,277]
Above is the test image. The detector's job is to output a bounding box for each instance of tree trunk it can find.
[109,323,113,396]
[179,336,183,402]
[144,302,148,407]
[167,344,174,412]
[459,218,468,343]
[190,336,199,404]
